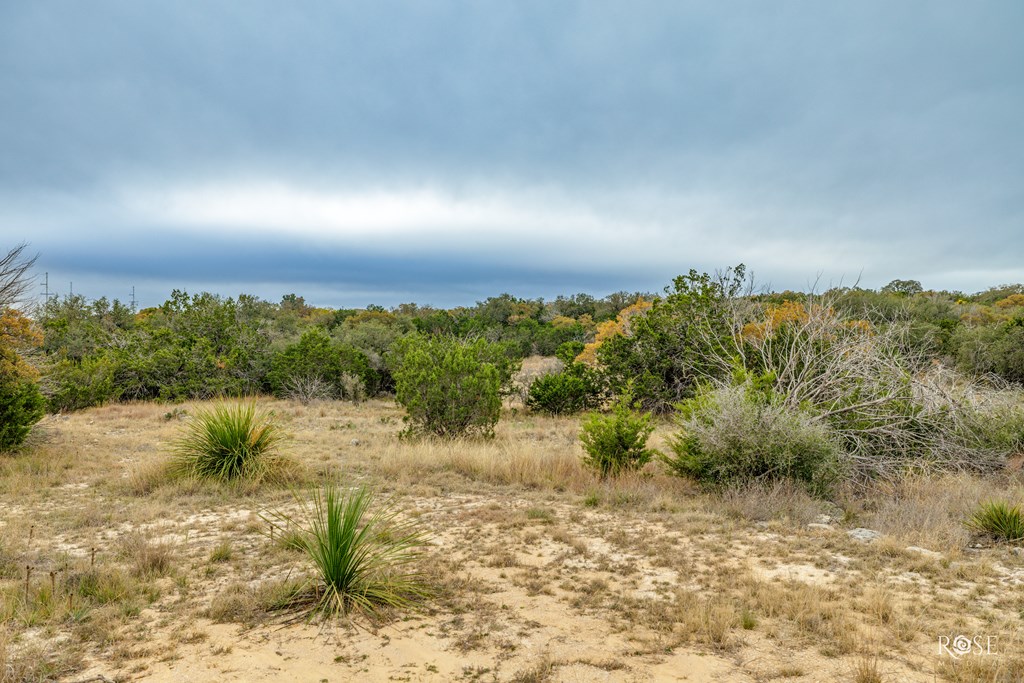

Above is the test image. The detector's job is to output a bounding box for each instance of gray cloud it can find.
[1,1,1022,306]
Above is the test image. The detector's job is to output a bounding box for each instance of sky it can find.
[1,1,1022,309]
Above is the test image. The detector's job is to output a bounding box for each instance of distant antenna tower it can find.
[41,272,50,302]
[130,286,137,310]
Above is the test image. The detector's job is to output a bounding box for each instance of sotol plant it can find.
[966,501,1024,543]
[266,483,430,617]
[172,402,284,482]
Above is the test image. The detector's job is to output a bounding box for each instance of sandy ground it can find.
[2,399,1023,682]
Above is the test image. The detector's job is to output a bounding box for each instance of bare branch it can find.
[0,243,38,310]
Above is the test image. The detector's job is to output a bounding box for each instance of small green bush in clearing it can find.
[172,402,284,482]
[966,501,1024,543]
[579,395,658,478]
[526,363,603,415]
[390,334,514,439]
[663,379,841,495]
[266,483,430,617]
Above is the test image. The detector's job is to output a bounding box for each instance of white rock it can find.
[847,528,882,542]
[905,546,941,558]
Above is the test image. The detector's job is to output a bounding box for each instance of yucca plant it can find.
[172,402,283,482]
[266,483,430,618]
[966,501,1024,543]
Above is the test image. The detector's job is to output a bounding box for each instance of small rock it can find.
[905,546,941,558]
[350,439,361,446]
[847,528,881,543]
[807,523,834,531]
[814,514,839,525]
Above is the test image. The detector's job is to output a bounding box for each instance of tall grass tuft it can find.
[267,483,430,618]
[172,402,283,482]
[966,501,1024,543]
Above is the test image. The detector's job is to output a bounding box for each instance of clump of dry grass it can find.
[851,654,883,683]
[376,437,592,491]
[117,532,176,578]
[851,473,1024,550]
[0,627,83,682]
[712,480,825,525]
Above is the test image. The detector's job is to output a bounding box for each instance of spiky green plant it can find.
[966,501,1024,543]
[172,402,283,482]
[267,483,430,618]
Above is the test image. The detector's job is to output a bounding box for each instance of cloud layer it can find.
[2,2,1022,306]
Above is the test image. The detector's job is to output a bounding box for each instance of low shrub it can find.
[664,381,842,495]
[579,395,658,477]
[966,501,1024,543]
[526,363,603,415]
[171,402,284,482]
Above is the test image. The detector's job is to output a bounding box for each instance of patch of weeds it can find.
[851,654,882,683]
[510,655,558,683]
[526,507,554,523]
[118,533,175,578]
[163,407,189,421]
[209,541,233,563]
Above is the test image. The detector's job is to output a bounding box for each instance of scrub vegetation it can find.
[3,246,1024,680]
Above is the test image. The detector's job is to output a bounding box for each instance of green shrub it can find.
[664,381,841,495]
[594,267,747,412]
[966,501,1024,543]
[171,402,284,482]
[390,334,512,439]
[579,396,658,477]
[953,321,1024,384]
[46,353,120,412]
[266,483,429,616]
[268,328,378,401]
[0,366,46,451]
[526,363,602,415]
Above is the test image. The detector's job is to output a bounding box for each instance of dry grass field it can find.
[2,398,1023,682]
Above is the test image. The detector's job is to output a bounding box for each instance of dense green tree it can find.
[390,334,516,438]
[594,266,747,411]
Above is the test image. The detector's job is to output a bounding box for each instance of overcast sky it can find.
[1,1,1021,308]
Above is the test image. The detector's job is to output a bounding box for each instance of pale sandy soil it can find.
[2,400,1023,682]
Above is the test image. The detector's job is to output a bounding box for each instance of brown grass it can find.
[0,398,1021,681]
